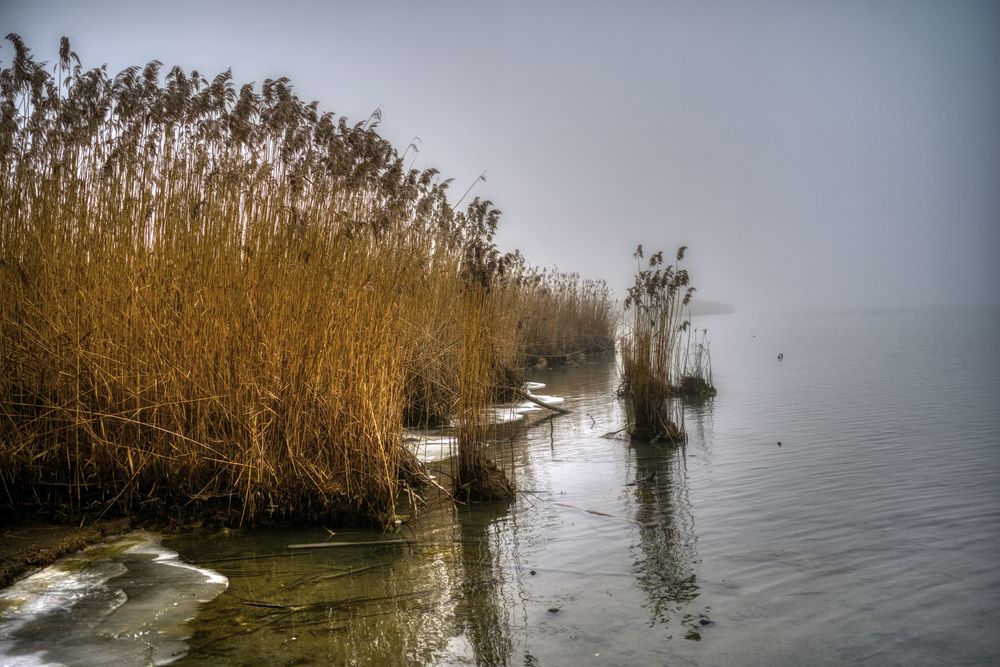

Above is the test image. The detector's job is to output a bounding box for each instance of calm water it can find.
[2,306,998,665]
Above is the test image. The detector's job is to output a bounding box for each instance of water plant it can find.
[677,327,716,398]
[510,266,615,363]
[0,35,606,524]
[619,245,698,441]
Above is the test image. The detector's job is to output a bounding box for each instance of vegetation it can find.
[677,328,716,398]
[510,266,615,361]
[0,36,611,525]
[619,245,714,442]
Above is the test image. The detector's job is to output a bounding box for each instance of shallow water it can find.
[0,532,227,666]
[4,306,999,665]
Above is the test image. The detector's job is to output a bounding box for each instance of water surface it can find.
[169,306,999,665]
[4,306,999,665]
[0,532,227,666]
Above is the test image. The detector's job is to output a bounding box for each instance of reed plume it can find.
[2,35,583,524]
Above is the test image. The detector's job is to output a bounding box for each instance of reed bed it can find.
[619,245,701,442]
[0,36,585,524]
[455,284,517,501]
[509,267,615,361]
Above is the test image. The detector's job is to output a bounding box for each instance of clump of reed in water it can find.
[676,328,716,398]
[619,245,700,442]
[455,283,517,501]
[0,35,534,524]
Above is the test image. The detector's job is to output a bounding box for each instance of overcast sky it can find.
[3,0,998,312]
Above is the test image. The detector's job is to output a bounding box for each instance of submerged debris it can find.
[286,539,413,550]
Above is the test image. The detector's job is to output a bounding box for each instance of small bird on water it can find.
[777,353,784,360]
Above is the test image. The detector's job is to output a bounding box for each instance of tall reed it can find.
[0,35,527,524]
[509,266,615,360]
[618,245,697,441]
[676,327,715,398]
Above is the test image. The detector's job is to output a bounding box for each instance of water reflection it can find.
[5,358,719,665]
[452,503,517,666]
[683,397,716,454]
[171,527,458,665]
[627,431,706,639]
[166,497,527,665]
[11,307,998,664]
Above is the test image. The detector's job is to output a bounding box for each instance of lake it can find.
[3,306,998,665]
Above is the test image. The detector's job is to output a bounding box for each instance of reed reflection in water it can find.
[157,357,729,665]
[451,503,518,665]
[627,435,705,638]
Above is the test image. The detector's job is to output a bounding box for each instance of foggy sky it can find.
[3,0,998,312]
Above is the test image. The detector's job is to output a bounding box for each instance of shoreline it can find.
[0,518,134,589]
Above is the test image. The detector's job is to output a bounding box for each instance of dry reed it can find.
[0,36,602,525]
[619,245,702,442]
[508,265,615,361]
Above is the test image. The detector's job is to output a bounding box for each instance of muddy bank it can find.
[0,518,133,588]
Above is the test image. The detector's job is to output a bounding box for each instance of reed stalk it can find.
[3,35,606,524]
[618,245,698,442]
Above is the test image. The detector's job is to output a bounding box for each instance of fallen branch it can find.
[421,471,464,505]
[510,388,571,414]
[227,589,430,612]
[536,350,583,358]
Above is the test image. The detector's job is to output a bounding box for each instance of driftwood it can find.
[511,388,571,415]
[193,552,312,564]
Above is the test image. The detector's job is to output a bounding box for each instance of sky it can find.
[2,0,998,312]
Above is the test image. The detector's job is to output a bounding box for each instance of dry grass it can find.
[509,266,615,361]
[619,245,703,442]
[0,35,596,525]
[676,328,716,398]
